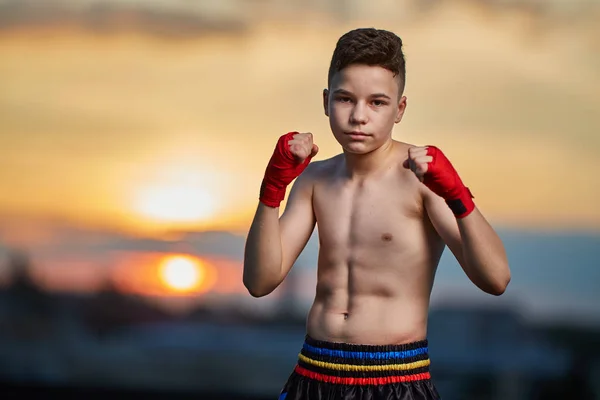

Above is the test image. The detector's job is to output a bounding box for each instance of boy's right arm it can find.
[243,132,318,297]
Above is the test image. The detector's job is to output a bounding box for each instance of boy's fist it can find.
[259,132,318,208]
[404,146,432,182]
[289,132,319,162]
[403,145,475,218]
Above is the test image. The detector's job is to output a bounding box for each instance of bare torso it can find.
[306,142,446,345]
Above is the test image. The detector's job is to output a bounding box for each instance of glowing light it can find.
[159,255,203,292]
[135,184,216,223]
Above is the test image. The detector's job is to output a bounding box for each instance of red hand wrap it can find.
[259,132,312,208]
[423,146,475,218]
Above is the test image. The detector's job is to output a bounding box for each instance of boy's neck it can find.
[343,139,397,178]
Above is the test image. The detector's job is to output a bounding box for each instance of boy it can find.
[243,28,510,400]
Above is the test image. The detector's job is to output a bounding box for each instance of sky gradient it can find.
[0,4,599,238]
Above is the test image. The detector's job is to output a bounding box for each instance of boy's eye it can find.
[336,97,352,103]
[372,100,387,107]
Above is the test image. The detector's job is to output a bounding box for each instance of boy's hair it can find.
[328,28,406,95]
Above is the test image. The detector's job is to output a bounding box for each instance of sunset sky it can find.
[0,3,599,239]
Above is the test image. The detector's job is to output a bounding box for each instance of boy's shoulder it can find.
[394,139,417,151]
[305,153,344,176]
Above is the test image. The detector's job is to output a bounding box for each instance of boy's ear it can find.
[323,89,329,117]
[395,96,407,124]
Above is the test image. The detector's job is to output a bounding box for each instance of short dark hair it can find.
[328,28,406,94]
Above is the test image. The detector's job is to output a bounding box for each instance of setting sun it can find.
[111,252,219,298]
[159,255,204,292]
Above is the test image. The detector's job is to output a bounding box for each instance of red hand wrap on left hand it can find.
[423,146,475,218]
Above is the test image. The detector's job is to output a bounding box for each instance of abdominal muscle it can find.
[307,301,430,346]
[306,272,432,346]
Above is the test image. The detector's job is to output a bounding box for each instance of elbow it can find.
[242,257,284,298]
[488,269,511,296]
[487,282,508,296]
[245,285,273,298]
[242,276,276,298]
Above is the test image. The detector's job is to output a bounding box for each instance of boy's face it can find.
[324,64,406,155]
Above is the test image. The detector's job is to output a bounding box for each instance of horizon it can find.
[1,220,598,327]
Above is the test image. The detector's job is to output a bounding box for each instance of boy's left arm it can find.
[405,145,511,296]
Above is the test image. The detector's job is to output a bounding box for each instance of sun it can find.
[159,255,204,292]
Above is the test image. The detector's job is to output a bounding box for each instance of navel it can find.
[343,313,349,320]
[381,233,393,242]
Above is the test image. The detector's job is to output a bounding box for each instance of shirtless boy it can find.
[243,28,511,400]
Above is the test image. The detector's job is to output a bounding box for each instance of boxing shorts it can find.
[278,335,441,400]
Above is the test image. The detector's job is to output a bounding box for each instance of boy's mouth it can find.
[345,131,370,140]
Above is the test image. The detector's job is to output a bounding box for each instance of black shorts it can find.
[279,335,441,400]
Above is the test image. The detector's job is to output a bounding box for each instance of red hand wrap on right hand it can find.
[423,146,475,218]
[259,132,312,208]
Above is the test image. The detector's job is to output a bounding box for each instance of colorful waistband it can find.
[294,335,431,386]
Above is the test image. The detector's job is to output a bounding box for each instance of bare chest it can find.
[314,172,423,251]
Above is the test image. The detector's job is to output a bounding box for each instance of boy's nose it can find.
[350,104,368,124]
